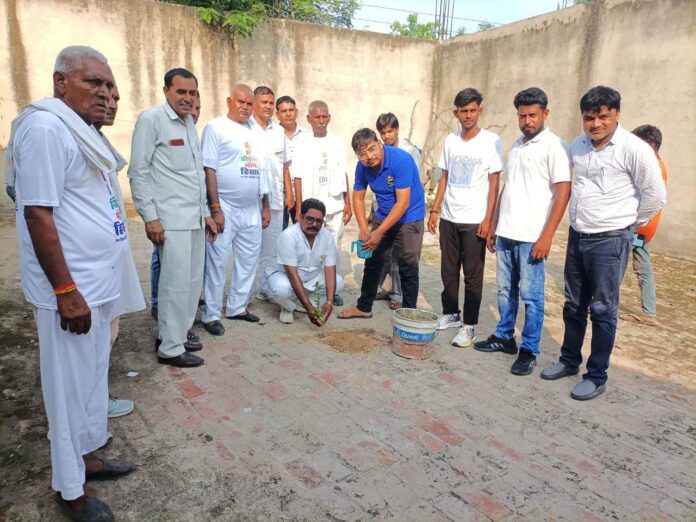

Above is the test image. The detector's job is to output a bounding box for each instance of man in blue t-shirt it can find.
[338,128,425,318]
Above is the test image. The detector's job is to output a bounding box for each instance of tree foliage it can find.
[476,20,495,32]
[165,0,358,37]
[390,13,438,40]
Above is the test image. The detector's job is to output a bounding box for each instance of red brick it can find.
[437,371,466,385]
[222,354,241,367]
[489,438,524,462]
[286,459,322,488]
[278,359,304,372]
[554,448,602,475]
[189,396,218,419]
[262,382,289,401]
[176,378,205,399]
[410,411,464,446]
[314,371,343,387]
[165,397,201,430]
[452,486,512,521]
[375,449,399,467]
[338,445,375,471]
[167,366,186,381]
[382,379,395,389]
[216,441,234,460]
[402,427,446,454]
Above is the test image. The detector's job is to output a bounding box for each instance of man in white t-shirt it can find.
[261,198,343,325]
[475,88,571,377]
[249,86,294,292]
[275,95,307,226]
[201,84,271,336]
[373,112,423,310]
[428,88,503,348]
[11,46,134,522]
[291,100,352,306]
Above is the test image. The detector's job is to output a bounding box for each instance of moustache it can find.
[308,227,320,232]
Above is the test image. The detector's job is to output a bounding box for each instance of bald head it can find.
[227,84,254,124]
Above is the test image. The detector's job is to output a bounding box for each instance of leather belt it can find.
[573,226,629,239]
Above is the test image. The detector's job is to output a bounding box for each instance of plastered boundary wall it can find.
[0,0,694,258]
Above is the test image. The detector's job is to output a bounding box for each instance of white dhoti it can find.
[109,244,146,346]
[36,301,113,500]
[257,208,284,290]
[323,210,344,274]
[262,271,344,312]
[204,201,262,321]
[157,228,205,358]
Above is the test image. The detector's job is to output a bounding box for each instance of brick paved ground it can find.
[1,211,695,521]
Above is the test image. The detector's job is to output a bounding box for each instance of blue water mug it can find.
[351,240,373,259]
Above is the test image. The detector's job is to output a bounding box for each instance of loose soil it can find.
[315,328,389,354]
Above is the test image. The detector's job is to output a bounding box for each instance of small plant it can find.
[313,281,324,321]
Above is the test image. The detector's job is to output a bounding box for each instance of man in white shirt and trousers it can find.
[541,86,666,400]
[291,100,352,306]
[7,46,135,522]
[201,84,271,336]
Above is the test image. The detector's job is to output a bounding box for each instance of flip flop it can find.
[226,312,260,323]
[337,306,373,319]
[619,313,658,326]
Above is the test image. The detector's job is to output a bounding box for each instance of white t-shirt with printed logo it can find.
[250,117,287,211]
[291,133,347,215]
[201,116,270,208]
[437,128,503,224]
[13,111,126,309]
[496,129,572,242]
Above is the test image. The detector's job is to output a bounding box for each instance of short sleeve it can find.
[437,136,449,171]
[488,135,504,174]
[548,139,572,184]
[353,164,368,191]
[276,230,299,267]
[14,114,69,207]
[201,122,220,171]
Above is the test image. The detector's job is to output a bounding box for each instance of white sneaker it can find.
[107,398,135,418]
[437,313,462,330]
[279,308,294,324]
[452,325,476,347]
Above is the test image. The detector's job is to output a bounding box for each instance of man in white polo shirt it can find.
[201,83,271,336]
[291,100,352,306]
[475,88,571,377]
[262,198,342,325]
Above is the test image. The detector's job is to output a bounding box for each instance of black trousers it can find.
[439,219,486,325]
[357,220,424,313]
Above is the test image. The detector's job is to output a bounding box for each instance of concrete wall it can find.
[0,0,694,257]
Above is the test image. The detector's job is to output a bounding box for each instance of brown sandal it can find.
[337,305,373,319]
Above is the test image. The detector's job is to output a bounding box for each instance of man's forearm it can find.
[24,206,72,288]
[262,194,270,210]
[539,182,571,239]
[283,164,293,197]
[324,266,336,301]
[375,199,409,234]
[284,266,313,310]
[353,191,368,230]
[204,167,220,206]
[484,173,500,220]
[431,171,448,211]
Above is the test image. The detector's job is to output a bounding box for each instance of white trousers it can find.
[204,201,262,321]
[257,208,284,289]
[36,302,113,500]
[262,271,344,312]
[157,228,205,358]
[324,210,344,274]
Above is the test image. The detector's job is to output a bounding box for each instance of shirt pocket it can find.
[167,137,194,171]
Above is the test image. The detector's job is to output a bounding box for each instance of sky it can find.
[353,0,566,35]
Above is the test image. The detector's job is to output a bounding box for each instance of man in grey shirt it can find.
[541,85,666,400]
[129,68,217,368]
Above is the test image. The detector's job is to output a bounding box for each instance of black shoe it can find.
[157,352,204,367]
[203,320,225,336]
[55,494,114,522]
[333,294,345,306]
[85,457,136,481]
[185,330,203,351]
[474,335,518,354]
[226,311,259,323]
[511,349,536,376]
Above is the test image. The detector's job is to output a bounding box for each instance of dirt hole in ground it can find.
[316,328,388,354]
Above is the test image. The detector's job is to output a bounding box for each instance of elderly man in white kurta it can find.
[201,84,271,337]
[8,46,134,521]
[262,198,343,325]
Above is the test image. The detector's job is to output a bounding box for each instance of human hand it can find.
[205,216,218,242]
[211,209,225,233]
[486,232,497,253]
[427,212,439,234]
[320,302,334,325]
[284,193,295,212]
[531,235,552,260]
[145,219,165,245]
[57,290,91,334]
[342,205,352,225]
[261,207,271,229]
[358,227,371,242]
[476,218,491,239]
[362,229,383,251]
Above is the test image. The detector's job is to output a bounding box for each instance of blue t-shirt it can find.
[354,145,425,224]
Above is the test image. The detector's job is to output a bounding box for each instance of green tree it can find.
[390,13,438,40]
[476,20,495,31]
[165,0,358,37]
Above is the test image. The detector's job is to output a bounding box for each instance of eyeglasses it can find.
[356,143,380,161]
[303,216,325,226]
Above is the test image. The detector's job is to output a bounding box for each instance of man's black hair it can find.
[276,95,296,109]
[164,68,197,88]
[632,124,663,151]
[376,113,399,131]
[351,128,379,152]
[580,85,621,113]
[514,87,548,109]
[301,198,326,217]
[254,85,274,97]
[453,88,483,108]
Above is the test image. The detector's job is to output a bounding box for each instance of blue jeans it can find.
[150,247,160,307]
[493,236,545,356]
[560,227,632,385]
[632,242,656,317]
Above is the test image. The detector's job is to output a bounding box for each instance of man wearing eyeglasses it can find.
[261,198,342,325]
[338,128,425,319]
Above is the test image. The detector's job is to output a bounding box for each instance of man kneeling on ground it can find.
[261,198,343,325]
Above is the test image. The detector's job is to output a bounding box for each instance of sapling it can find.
[313,281,324,321]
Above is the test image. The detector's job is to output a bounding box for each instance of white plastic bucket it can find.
[391,308,439,359]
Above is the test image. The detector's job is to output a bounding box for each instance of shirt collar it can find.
[582,123,625,149]
[250,114,274,130]
[164,102,186,123]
